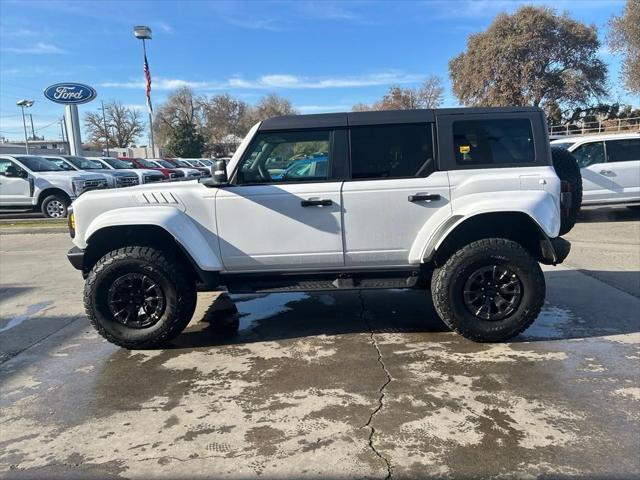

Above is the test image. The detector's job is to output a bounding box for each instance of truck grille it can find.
[84,179,108,191]
[143,175,163,184]
[116,176,140,188]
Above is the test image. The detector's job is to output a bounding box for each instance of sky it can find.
[0,0,635,144]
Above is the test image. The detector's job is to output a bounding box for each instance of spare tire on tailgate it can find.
[551,146,582,235]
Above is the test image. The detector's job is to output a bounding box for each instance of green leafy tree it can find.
[608,0,640,94]
[164,120,205,158]
[449,6,607,116]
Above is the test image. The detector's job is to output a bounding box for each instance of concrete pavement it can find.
[0,209,638,479]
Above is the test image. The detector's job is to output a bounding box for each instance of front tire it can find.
[84,246,197,349]
[431,238,545,342]
[41,194,69,218]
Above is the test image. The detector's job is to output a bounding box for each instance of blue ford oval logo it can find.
[43,83,97,105]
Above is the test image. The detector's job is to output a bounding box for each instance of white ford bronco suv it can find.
[67,107,576,348]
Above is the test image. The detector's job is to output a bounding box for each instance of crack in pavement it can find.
[359,291,393,480]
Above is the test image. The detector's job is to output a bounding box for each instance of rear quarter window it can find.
[605,138,640,163]
[453,118,535,166]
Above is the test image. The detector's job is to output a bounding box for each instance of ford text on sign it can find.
[44,83,97,105]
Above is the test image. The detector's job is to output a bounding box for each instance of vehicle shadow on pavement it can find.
[170,289,449,350]
[578,207,640,223]
[170,268,640,349]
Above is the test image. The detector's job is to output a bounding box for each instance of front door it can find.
[341,122,450,266]
[605,137,640,202]
[571,141,614,203]
[216,129,345,272]
[0,159,32,206]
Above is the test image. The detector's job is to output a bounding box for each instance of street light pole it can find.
[134,25,155,158]
[16,99,34,154]
[142,38,155,158]
[100,100,111,157]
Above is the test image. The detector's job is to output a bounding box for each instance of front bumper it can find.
[540,237,571,265]
[67,246,84,270]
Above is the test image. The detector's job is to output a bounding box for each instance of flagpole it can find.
[142,38,156,158]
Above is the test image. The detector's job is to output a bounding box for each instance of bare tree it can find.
[449,6,607,116]
[351,76,444,111]
[84,101,144,148]
[249,93,297,123]
[152,86,205,146]
[203,93,252,143]
[608,0,640,94]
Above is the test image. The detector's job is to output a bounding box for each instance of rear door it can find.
[604,137,640,202]
[570,141,614,203]
[341,122,450,266]
[216,128,346,272]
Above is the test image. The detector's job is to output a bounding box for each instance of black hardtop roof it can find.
[259,106,542,131]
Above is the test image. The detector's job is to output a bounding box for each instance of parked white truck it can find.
[66,107,578,348]
[0,154,109,218]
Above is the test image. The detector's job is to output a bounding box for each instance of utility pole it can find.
[100,100,111,156]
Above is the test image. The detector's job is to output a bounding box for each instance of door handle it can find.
[408,193,441,202]
[301,199,332,207]
[599,169,614,175]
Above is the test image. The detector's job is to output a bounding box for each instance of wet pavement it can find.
[0,209,639,479]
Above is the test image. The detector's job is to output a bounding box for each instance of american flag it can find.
[144,53,152,113]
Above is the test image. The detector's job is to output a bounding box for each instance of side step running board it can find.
[223,271,421,294]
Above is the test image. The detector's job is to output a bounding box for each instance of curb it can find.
[0,227,68,235]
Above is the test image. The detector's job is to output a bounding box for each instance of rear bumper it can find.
[540,237,571,265]
[67,246,84,270]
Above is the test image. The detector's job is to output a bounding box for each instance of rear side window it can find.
[571,142,605,168]
[606,138,640,163]
[350,123,434,179]
[453,119,534,166]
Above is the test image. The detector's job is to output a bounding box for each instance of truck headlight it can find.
[72,178,85,195]
[68,207,75,238]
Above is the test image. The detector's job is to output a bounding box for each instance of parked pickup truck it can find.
[43,155,140,189]
[67,107,577,348]
[0,154,108,218]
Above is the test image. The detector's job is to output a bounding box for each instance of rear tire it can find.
[431,238,545,342]
[41,194,69,218]
[84,246,197,349]
[551,146,582,235]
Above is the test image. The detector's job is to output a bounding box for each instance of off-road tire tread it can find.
[84,246,197,349]
[551,146,582,235]
[431,238,545,342]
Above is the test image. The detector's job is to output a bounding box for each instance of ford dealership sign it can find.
[44,83,97,105]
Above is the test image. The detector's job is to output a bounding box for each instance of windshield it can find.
[15,156,65,172]
[136,159,158,168]
[44,157,76,171]
[199,159,213,166]
[173,160,191,167]
[104,158,134,169]
[65,156,106,169]
[155,160,175,168]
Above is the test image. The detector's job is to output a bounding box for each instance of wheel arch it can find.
[82,224,220,288]
[37,187,71,208]
[425,211,552,267]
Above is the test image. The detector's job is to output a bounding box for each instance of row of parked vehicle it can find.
[0,154,216,218]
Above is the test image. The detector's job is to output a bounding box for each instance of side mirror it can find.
[212,159,228,184]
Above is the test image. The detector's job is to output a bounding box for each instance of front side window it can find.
[571,142,605,168]
[18,156,64,172]
[237,130,330,184]
[606,138,640,163]
[45,157,76,171]
[0,159,16,175]
[453,119,535,165]
[350,123,434,179]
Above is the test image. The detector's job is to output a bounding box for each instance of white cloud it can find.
[296,104,351,114]
[99,71,425,91]
[2,42,65,54]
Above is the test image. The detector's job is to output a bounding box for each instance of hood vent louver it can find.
[140,192,179,204]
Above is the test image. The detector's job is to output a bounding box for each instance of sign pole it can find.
[64,105,83,156]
